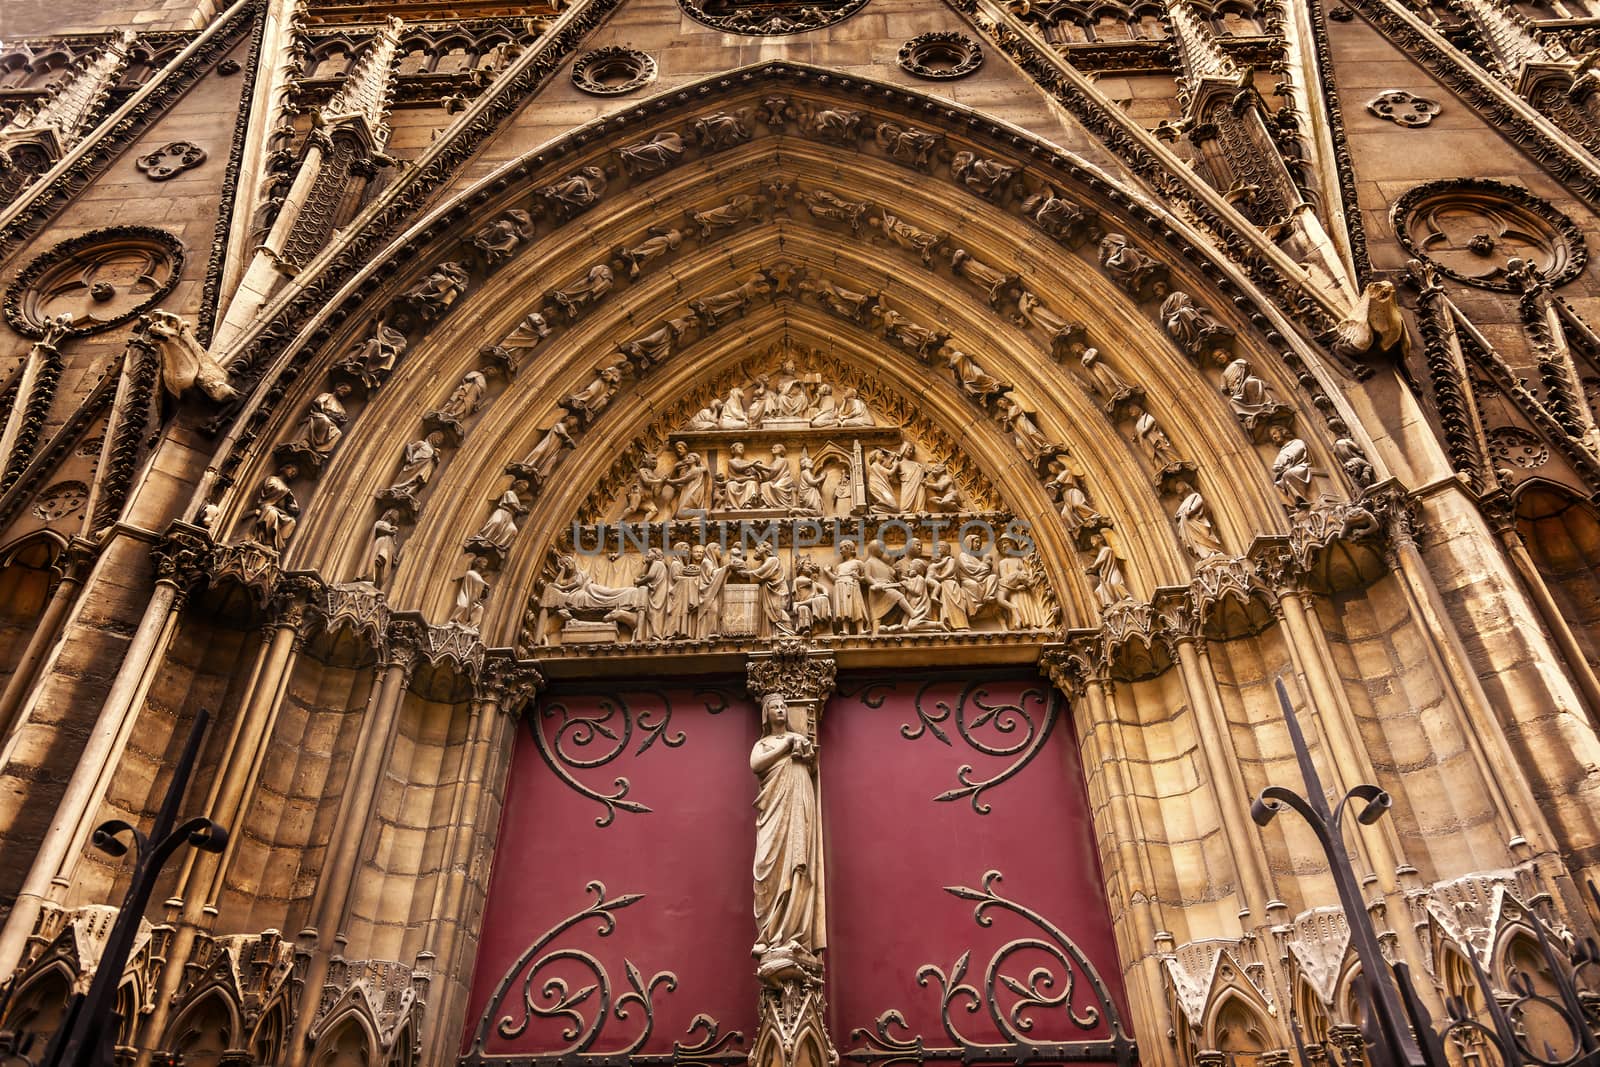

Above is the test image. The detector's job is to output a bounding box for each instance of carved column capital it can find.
[477,652,545,713]
[382,617,426,677]
[269,573,325,633]
[745,640,838,706]
[1039,635,1106,697]
[152,523,214,600]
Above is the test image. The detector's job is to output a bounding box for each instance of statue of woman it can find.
[751,694,821,979]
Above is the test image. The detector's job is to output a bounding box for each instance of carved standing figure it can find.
[251,467,299,551]
[473,488,524,551]
[1131,406,1181,469]
[386,433,444,498]
[1086,532,1132,608]
[1269,425,1316,506]
[290,385,351,459]
[1172,479,1224,560]
[450,558,490,629]
[868,210,947,266]
[751,693,822,982]
[369,509,400,586]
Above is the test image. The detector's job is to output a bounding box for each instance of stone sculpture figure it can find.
[432,370,488,427]
[798,453,827,514]
[997,396,1054,463]
[798,188,872,234]
[751,693,822,983]
[1335,436,1376,487]
[1131,405,1181,469]
[800,277,878,322]
[563,362,625,423]
[538,166,607,215]
[1016,291,1086,359]
[336,323,407,391]
[827,541,869,635]
[615,227,683,279]
[471,210,533,264]
[551,263,615,319]
[404,261,470,322]
[689,193,763,239]
[504,312,551,352]
[691,276,771,328]
[669,442,711,514]
[1048,463,1105,537]
[663,544,703,640]
[473,488,524,551]
[696,544,732,639]
[924,463,961,511]
[517,418,576,486]
[876,307,949,361]
[791,557,832,634]
[1172,480,1225,560]
[868,210,946,266]
[535,553,647,642]
[1020,188,1092,244]
[950,248,1019,307]
[1331,279,1411,365]
[759,444,798,509]
[617,132,686,177]
[143,310,238,401]
[633,548,672,642]
[691,111,752,149]
[1221,357,1279,415]
[874,122,942,168]
[450,558,490,630]
[945,348,1003,403]
[744,543,793,638]
[1086,532,1133,608]
[289,385,351,460]
[1161,291,1235,362]
[1080,348,1138,409]
[726,443,765,509]
[1270,426,1316,506]
[251,467,299,551]
[950,151,1018,200]
[801,106,862,143]
[369,509,401,586]
[386,433,444,499]
[619,319,683,369]
[1098,234,1166,299]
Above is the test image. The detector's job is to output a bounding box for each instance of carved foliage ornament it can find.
[4,226,185,338]
[134,140,207,180]
[571,48,658,96]
[676,0,871,36]
[898,33,984,80]
[1365,89,1440,127]
[1392,178,1585,291]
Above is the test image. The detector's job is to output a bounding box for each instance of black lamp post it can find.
[1251,678,1422,1067]
[38,708,227,1067]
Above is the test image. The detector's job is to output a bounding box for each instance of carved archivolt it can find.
[3,225,184,337]
[1392,178,1586,291]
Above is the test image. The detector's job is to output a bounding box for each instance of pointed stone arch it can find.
[198,62,1376,657]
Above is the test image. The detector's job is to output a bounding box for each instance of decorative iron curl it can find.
[464,882,745,1067]
[893,682,1058,815]
[530,689,730,826]
[845,870,1135,1067]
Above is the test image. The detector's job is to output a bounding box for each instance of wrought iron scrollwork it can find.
[530,689,730,826]
[463,882,745,1067]
[845,871,1134,1067]
[865,681,1057,814]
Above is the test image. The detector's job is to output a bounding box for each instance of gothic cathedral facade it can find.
[2,0,1600,1064]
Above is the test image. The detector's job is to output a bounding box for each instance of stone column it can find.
[0,538,93,742]
[135,576,319,1065]
[1042,641,1174,1059]
[0,525,210,978]
[745,642,838,1067]
[284,616,422,1067]
[418,653,543,1067]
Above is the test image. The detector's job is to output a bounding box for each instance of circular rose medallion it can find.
[5,227,185,338]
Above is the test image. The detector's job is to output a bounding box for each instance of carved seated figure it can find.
[403,261,470,322]
[334,324,407,394]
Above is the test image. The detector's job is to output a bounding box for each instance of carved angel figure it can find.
[873,122,942,168]
[868,210,946,266]
[538,165,607,215]
[1086,533,1133,608]
[950,151,1019,200]
[689,194,764,239]
[251,468,299,551]
[403,261,470,322]
[1332,279,1411,365]
[752,693,822,983]
[143,310,237,401]
[614,227,683,279]
[617,132,686,178]
[471,210,533,265]
[1020,188,1091,243]
[1172,479,1224,560]
[798,188,873,234]
[551,263,615,319]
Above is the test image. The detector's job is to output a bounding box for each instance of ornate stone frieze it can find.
[676,0,869,36]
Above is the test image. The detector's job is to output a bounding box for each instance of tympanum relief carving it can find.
[523,347,1057,652]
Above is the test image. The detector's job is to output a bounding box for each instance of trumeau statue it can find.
[751,693,823,983]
